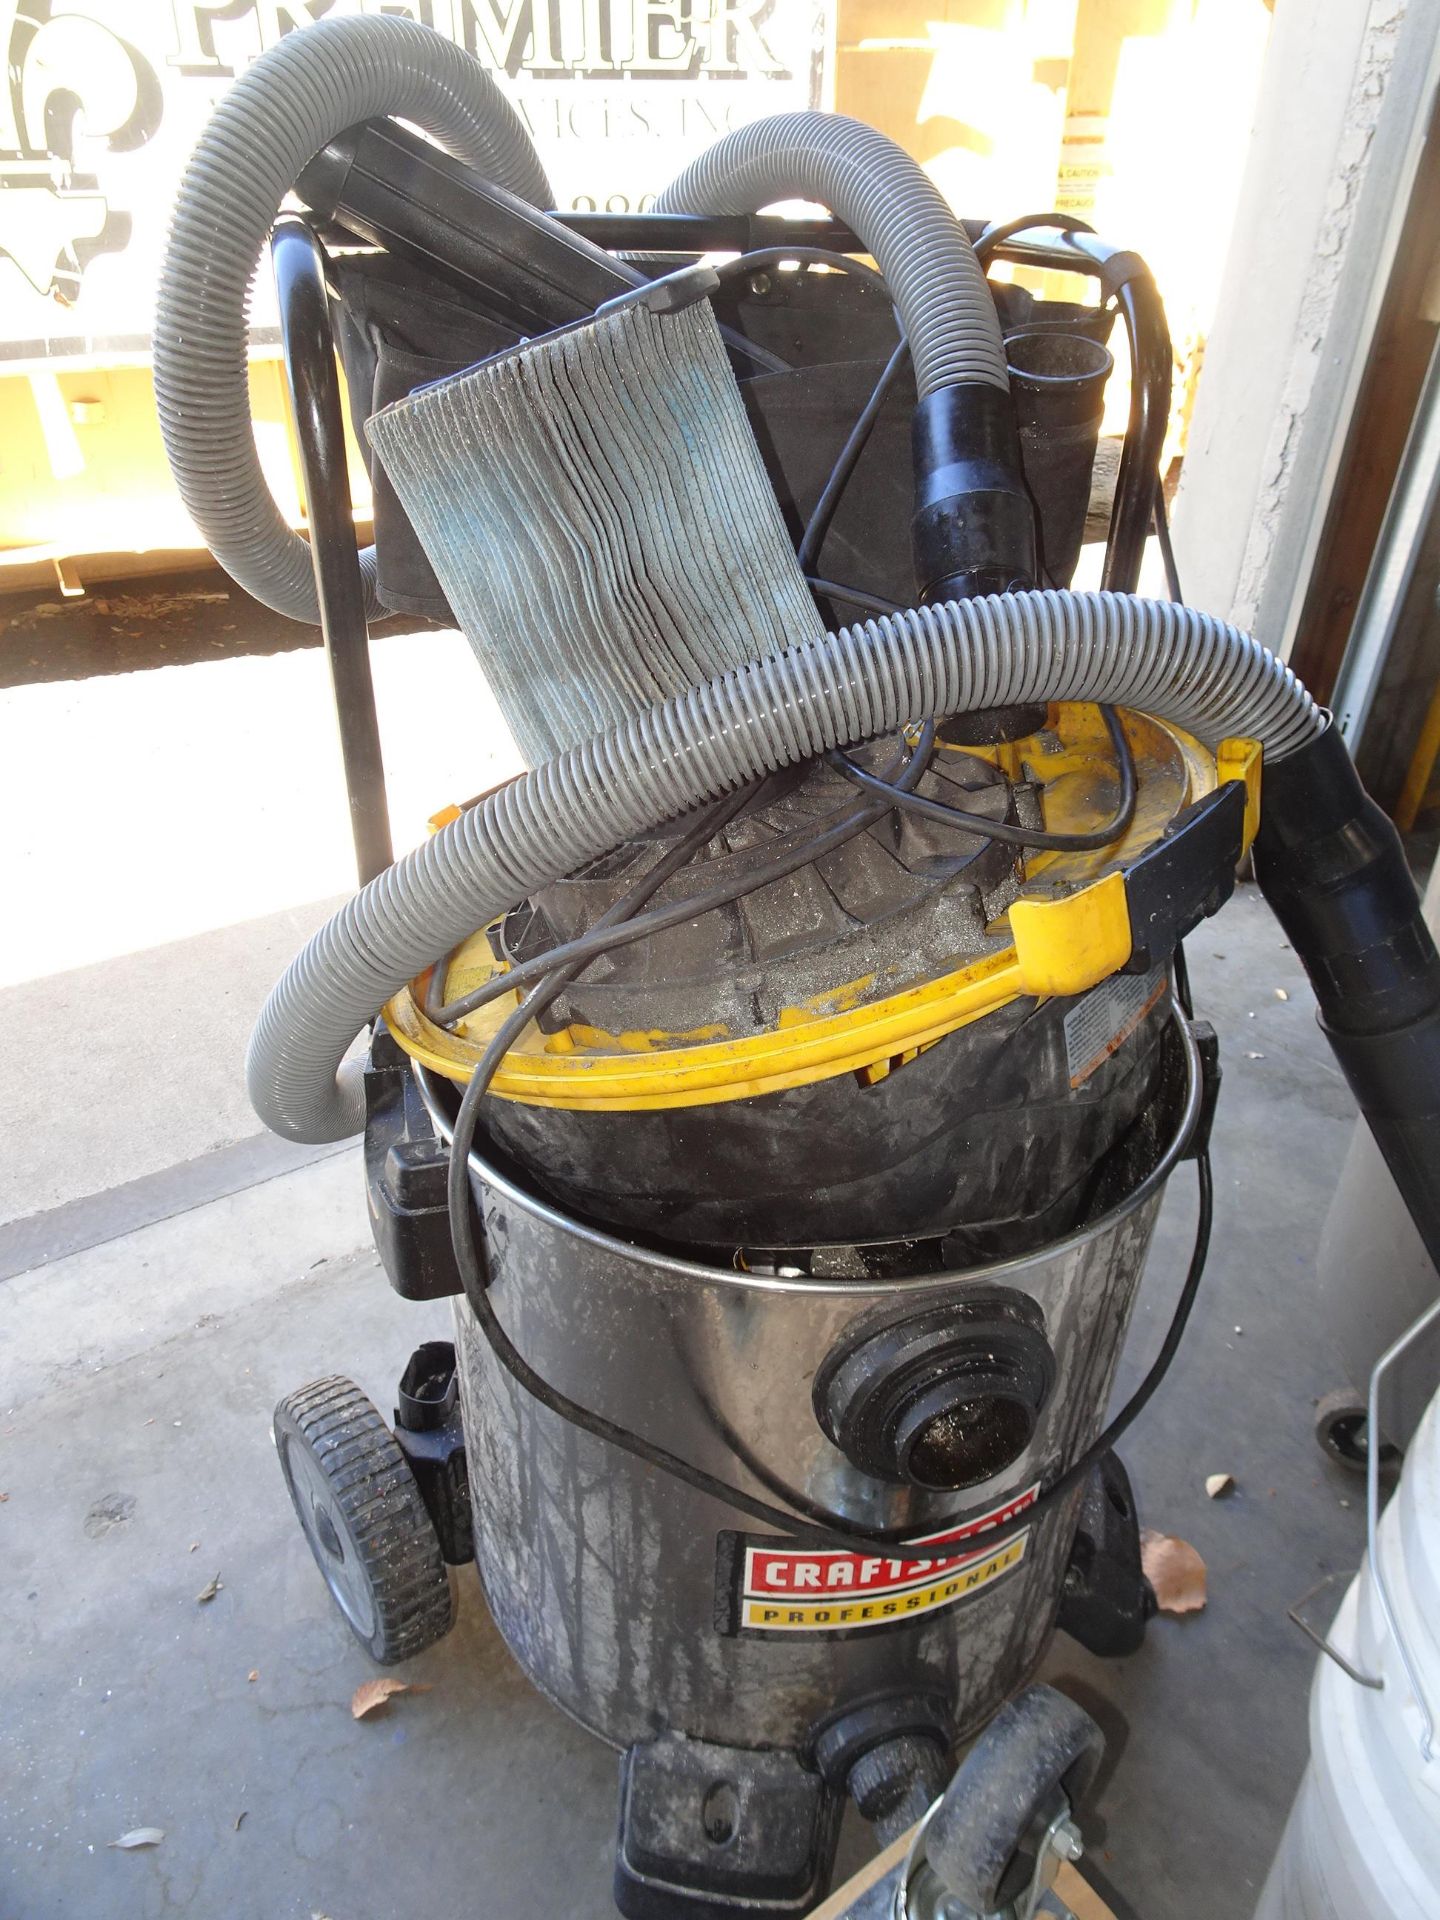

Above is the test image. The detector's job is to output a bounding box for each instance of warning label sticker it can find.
[1062,967,1166,1088]
[719,1484,1037,1637]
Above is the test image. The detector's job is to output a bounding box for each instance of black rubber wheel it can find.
[1313,1388,1401,1476]
[926,1685,1104,1913]
[274,1376,455,1664]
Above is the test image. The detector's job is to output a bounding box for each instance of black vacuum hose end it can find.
[911,384,1038,601]
[1253,718,1440,1266]
[813,1292,1056,1491]
[1254,719,1440,1035]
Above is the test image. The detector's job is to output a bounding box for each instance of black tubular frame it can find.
[275,205,1172,878]
[271,214,394,888]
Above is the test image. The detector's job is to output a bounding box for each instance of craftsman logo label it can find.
[718,1484,1037,1637]
[1062,966,1165,1088]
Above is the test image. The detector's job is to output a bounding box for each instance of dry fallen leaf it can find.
[195,1573,222,1604]
[110,1828,164,1850]
[1205,1473,1235,1499]
[350,1677,433,1720]
[1141,1528,1207,1614]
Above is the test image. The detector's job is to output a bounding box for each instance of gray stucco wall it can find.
[1173,0,1436,653]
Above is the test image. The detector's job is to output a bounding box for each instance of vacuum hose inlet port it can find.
[813,1291,1056,1490]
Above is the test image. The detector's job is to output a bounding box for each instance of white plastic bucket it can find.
[1255,1366,1440,1918]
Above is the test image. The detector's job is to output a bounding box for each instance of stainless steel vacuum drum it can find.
[421,1017,1199,1751]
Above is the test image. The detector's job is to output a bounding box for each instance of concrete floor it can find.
[0,584,1381,1920]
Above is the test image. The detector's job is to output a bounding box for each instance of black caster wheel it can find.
[274,1375,455,1664]
[920,1685,1103,1916]
[1313,1388,1401,1476]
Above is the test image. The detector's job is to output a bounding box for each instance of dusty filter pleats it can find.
[366,297,826,763]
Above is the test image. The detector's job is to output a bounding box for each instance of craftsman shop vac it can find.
[154,18,1440,1919]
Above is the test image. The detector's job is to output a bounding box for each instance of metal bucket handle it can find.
[1288,1294,1440,1761]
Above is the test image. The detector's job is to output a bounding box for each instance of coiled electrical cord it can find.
[802,307,1138,857]
[434,713,1216,1550]
[426,780,760,1024]
[442,982,1213,1553]
[430,727,937,1030]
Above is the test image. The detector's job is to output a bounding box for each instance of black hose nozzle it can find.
[911,383,1038,602]
[1254,721,1440,1268]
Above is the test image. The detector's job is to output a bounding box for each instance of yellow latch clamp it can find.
[1011,736,1262,998]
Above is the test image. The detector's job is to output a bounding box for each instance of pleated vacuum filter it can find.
[366,290,825,764]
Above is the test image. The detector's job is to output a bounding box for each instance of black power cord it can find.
[828,704,1138,854]
[803,576,902,618]
[798,335,911,576]
[1154,483,1183,605]
[430,727,935,1031]
[443,967,1213,1553]
[713,244,893,303]
[427,781,757,1022]
[792,250,1135,860]
[714,245,912,592]
[973,210,1097,267]
[435,720,1212,1557]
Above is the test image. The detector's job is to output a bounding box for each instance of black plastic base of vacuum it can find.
[614,1734,841,1919]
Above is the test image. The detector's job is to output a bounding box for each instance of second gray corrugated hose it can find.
[152,14,552,627]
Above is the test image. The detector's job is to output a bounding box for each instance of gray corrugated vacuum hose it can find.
[247,590,1324,1144]
[366,294,826,763]
[153,15,551,626]
[656,113,1008,398]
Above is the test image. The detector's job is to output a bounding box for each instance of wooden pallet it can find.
[809,1827,1119,1920]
